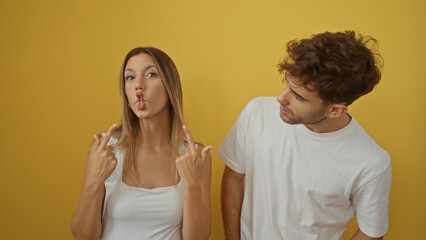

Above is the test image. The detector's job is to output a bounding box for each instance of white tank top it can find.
[101,140,184,240]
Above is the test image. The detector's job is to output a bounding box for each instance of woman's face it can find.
[124,53,170,120]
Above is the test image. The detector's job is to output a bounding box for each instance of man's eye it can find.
[146,72,157,79]
[125,76,135,81]
[294,94,306,102]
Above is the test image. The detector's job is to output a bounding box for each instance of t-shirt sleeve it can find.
[352,161,392,238]
[217,102,251,174]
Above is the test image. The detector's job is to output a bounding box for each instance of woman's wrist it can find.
[184,181,202,192]
[82,178,105,194]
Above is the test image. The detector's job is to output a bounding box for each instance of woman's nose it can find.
[135,77,144,90]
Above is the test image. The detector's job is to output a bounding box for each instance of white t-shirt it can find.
[218,97,391,240]
[101,138,184,240]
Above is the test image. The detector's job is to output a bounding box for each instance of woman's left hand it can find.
[176,125,213,188]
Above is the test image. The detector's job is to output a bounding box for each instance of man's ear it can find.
[327,103,348,118]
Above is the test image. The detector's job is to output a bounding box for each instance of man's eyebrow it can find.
[284,74,310,102]
[289,87,309,102]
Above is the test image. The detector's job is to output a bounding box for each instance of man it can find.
[218,31,391,240]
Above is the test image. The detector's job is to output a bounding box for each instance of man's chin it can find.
[279,113,299,125]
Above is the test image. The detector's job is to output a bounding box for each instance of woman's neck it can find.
[138,106,172,152]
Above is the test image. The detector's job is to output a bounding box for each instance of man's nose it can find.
[277,87,290,105]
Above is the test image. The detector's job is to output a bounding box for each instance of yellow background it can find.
[1,0,425,239]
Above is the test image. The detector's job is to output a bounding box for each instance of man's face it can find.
[276,73,329,125]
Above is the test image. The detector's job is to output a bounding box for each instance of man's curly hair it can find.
[278,31,383,105]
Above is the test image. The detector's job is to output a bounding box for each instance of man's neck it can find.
[303,113,352,133]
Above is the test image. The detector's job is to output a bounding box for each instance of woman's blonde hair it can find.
[114,47,185,184]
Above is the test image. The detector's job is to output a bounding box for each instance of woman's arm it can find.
[71,125,118,240]
[176,126,213,240]
[71,180,105,240]
[182,146,212,240]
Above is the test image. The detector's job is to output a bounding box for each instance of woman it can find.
[71,47,212,240]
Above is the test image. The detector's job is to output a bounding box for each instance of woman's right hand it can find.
[83,124,118,189]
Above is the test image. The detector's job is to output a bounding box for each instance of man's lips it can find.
[280,105,290,115]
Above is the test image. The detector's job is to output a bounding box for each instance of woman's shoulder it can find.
[100,132,119,147]
[98,124,123,147]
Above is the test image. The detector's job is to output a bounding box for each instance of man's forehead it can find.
[285,71,320,97]
[285,72,304,87]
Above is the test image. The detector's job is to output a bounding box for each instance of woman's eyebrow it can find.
[125,65,158,72]
[144,65,158,71]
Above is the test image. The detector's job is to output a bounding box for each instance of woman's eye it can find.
[146,72,157,79]
[125,76,135,81]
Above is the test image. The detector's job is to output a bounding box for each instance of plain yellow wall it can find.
[1,0,425,239]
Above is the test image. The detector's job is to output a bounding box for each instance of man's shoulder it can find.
[248,96,276,104]
[240,97,283,130]
[245,96,277,111]
[345,119,391,170]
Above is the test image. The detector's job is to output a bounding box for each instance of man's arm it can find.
[351,162,391,240]
[351,228,383,240]
[221,166,245,240]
